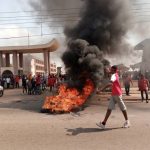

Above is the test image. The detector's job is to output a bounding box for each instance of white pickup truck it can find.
[0,85,4,97]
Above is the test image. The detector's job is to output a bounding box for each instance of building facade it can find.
[23,54,57,76]
[134,38,150,74]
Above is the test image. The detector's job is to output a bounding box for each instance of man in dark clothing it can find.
[22,75,27,93]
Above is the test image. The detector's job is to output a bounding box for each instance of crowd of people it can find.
[0,71,150,101]
[0,75,20,89]
[0,74,67,95]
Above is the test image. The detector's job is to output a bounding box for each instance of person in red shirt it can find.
[138,74,149,103]
[48,74,55,92]
[15,75,20,88]
[36,74,41,86]
[96,65,130,129]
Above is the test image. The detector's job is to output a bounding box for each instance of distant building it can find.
[23,54,57,76]
[130,62,141,71]
[50,63,57,75]
[135,38,150,74]
[0,39,59,77]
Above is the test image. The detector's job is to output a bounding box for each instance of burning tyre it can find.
[41,79,94,113]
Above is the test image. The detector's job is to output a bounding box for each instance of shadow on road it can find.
[0,99,43,113]
[65,127,123,136]
[0,89,57,113]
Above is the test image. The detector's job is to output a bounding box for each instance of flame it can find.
[42,79,94,112]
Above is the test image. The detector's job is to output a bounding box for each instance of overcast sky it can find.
[0,0,149,46]
[0,0,150,67]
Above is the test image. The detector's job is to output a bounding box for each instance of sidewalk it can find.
[95,87,143,102]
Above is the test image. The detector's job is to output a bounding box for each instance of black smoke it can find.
[65,0,131,54]
[29,0,131,90]
[62,39,109,90]
[63,0,131,89]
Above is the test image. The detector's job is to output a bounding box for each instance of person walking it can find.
[35,74,41,94]
[96,65,130,129]
[15,75,20,88]
[27,78,32,95]
[48,74,54,92]
[123,74,133,96]
[6,77,11,89]
[31,77,36,95]
[138,74,149,103]
[22,75,27,94]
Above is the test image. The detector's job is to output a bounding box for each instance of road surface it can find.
[0,88,149,150]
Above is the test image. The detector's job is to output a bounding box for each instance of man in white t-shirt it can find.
[6,77,11,89]
[96,65,130,129]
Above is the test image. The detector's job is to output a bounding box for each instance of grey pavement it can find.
[0,88,150,150]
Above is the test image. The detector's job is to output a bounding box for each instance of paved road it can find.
[0,88,150,150]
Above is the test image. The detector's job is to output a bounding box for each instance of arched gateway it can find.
[0,39,59,76]
[2,70,13,78]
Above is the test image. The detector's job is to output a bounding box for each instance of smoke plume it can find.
[65,0,131,54]
[29,0,131,55]
[29,0,82,10]
[29,0,131,90]
[62,39,109,90]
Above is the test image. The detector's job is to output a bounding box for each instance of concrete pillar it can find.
[0,52,2,75]
[48,51,50,74]
[19,53,23,68]
[43,50,50,74]
[13,51,18,75]
[5,53,10,67]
